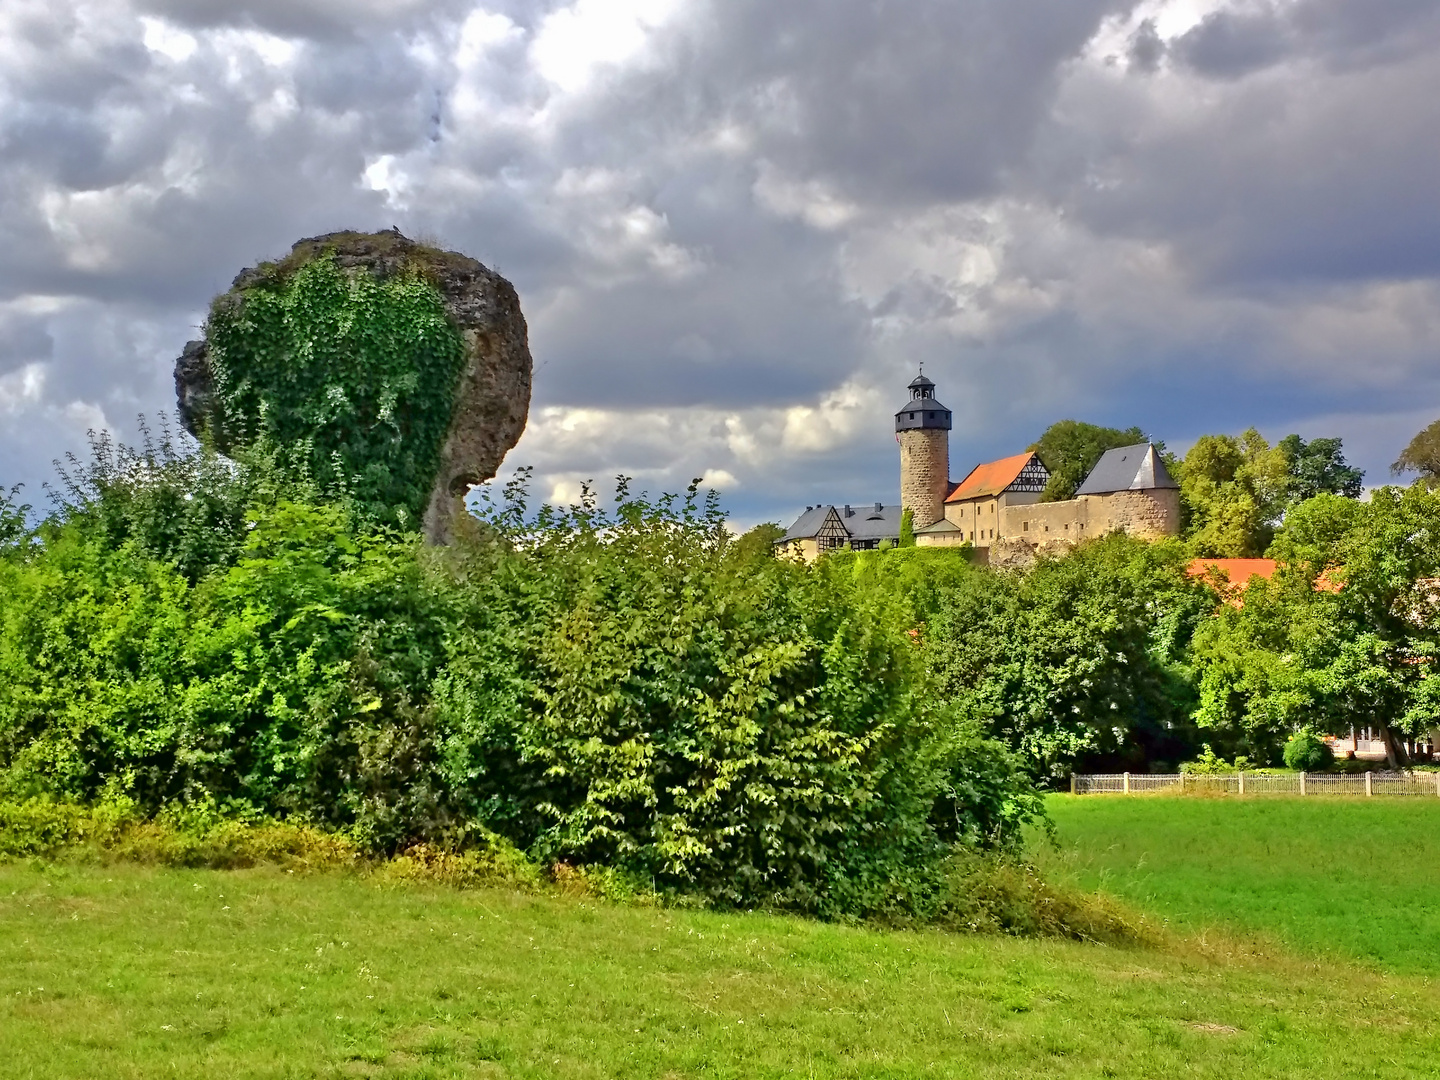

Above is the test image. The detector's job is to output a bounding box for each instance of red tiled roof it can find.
[1188,558,1344,599]
[946,452,1040,503]
[1187,559,1278,588]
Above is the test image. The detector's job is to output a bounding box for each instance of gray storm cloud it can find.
[1,0,1437,524]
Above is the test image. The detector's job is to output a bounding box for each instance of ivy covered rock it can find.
[174,228,531,543]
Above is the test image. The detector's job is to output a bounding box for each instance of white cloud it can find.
[3,0,1439,523]
[0,363,46,415]
[530,0,683,93]
[140,16,198,61]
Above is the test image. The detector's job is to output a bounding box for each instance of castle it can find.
[780,372,1180,561]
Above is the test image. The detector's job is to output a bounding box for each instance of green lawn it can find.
[1041,794,1440,975]
[4,860,1440,1078]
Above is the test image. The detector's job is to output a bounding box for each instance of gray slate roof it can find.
[1074,444,1178,496]
[780,503,904,542]
[914,516,962,534]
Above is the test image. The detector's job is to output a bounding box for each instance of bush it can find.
[916,535,1211,778]
[0,484,32,558]
[1283,730,1335,772]
[0,457,1050,921]
[1180,745,1251,775]
[443,476,959,915]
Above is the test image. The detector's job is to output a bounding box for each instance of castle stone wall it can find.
[1094,488,1180,539]
[999,488,1180,547]
[1000,499,1096,542]
[899,428,949,530]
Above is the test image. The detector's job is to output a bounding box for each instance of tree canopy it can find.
[1393,418,1440,488]
[1028,420,1148,502]
[1191,486,1440,766]
[1176,429,1288,557]
[1277,434,1363,502]
[1177,430,1365,557]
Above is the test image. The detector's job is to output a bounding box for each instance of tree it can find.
[1191,487,1440,767]
[729,521,785,563]
[1393,418,1440,489]
[921,535,1212,778]
[1028,420,1148,502]
[1277,434,1363,504]
[1177,429,1288,557]
[899,508,915,547]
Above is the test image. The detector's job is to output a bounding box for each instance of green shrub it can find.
[443,476,959,915]
[0,497,457,850]
[0,796,358,870]
[0,462,1050,919]
[1283,730,1335,772]
[926,852,1149,944]
[917,535,1211,778]
[0,484,32,558]
[1180,745,1252,775]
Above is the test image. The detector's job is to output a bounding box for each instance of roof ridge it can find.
[946,450,1043,503]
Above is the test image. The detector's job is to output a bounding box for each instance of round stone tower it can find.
[895,372,952,530]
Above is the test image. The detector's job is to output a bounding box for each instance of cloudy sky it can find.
[2,0,1438,526]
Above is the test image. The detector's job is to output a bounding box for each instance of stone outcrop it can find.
[174,228,532,545]
[988,536,1077,571]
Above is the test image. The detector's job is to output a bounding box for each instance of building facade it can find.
[779,372,1181,560]
[777,503,906,560]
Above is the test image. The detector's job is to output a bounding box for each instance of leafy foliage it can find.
[45,419,269,581]
[1178,430,1363,558]
[0,484,31,558]
[1029,420,1148,502]
[909,537,1213,777]
[205,255,467,527]
[1282,730,1334,771]
[442,476,979,914]
[0,440,1050,918]
[1191,487,1440,765]
[1176,428,1288,556]
[1393,417,1440,488]
[1277,434,1363,503]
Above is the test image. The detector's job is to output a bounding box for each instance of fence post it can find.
[1123,771,1131,794]
[1238,770,1245,796]
[1300,771,1306,796]
[1435,772,1439,798]
[1070,774,1076,795]
[1365,771,1373,797]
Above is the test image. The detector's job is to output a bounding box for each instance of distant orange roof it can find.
[1187,559,1278,588]
[946,452,1040,503]
[1188,558,1344,598]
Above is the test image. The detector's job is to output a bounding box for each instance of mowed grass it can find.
[4,861,1440,1079]
[1041,794,1440,975]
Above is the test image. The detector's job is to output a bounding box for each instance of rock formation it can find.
[174,228,532,544]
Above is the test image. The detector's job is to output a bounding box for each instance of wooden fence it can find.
[1071,771,1440,797]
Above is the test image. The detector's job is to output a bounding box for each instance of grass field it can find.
[4,858,1440,1079]
[1041,794,1440,974]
